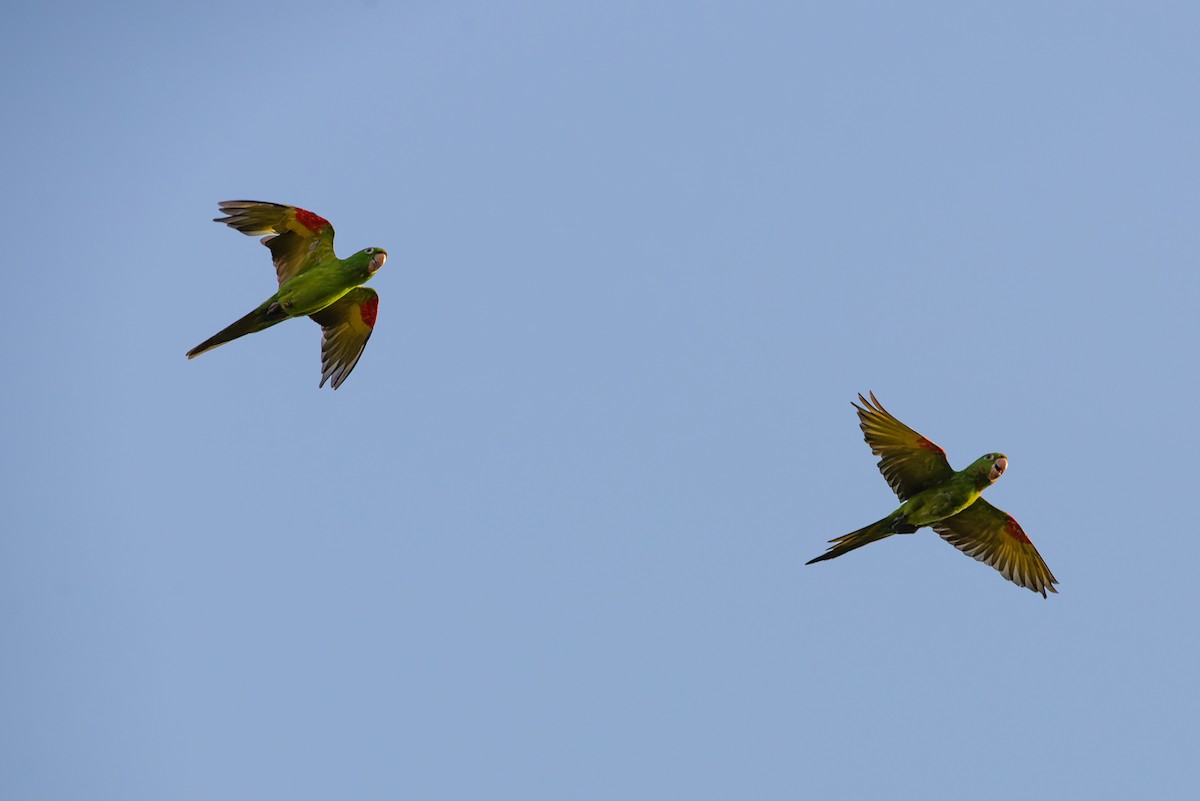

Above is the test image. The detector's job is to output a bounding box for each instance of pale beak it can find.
[370,252,387,273]
[989,457,1007,482]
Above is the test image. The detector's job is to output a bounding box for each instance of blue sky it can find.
[2,1,1197,798]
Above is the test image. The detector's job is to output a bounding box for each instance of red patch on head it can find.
[917,437,945,455]
[1004,515,1031,543]
[293,207,330,232]
[359,295,379,328]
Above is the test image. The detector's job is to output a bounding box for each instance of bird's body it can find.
[187,201,386,389]
[277,257,371,316]
[894,459,992,526]
[807,393,1058,596]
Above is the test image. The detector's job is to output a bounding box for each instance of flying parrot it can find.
[187,200,387,389]
[807,392,1058,597]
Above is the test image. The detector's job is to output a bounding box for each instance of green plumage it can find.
[808,393,1058,597]
[187,201,387,389]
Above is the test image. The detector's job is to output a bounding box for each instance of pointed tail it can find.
[806,515,902,565]
[187,300,289,359]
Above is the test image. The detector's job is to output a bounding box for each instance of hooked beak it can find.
[989,457,1007,482]
[369,251,387,273]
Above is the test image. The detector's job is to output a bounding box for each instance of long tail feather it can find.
[187,300,288,359]
[806,515,901,565]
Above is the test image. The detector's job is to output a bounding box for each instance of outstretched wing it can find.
[931,499,1058,597]
[309,288,379,389]
[854,392,954,500]
[214,200,336,286]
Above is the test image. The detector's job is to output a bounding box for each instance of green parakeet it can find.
[187,201,386,389]
[807,393,1058,596]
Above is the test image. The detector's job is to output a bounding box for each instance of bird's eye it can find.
[365,247,375,254]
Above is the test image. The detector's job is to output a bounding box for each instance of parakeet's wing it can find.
[931,499,1058,597]
[309,287,379,389]
[214,200,336,286]
[854,392,954,500]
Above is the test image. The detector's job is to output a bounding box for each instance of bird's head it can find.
[969,452,1008,485]
[360,247,387,274]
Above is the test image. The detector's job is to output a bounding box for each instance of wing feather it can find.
[854,392,954,500]
[309,287,378,390]
[214,200,337,286]
[931,500,1058,597]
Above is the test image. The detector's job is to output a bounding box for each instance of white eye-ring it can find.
[365,247,376,254]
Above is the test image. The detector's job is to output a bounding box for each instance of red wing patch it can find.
[917,437,945,455]
[294,207,330,231]
[359,295,379,328]
[1004,515,1031,543]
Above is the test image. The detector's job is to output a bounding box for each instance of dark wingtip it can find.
[853,391,879,414]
